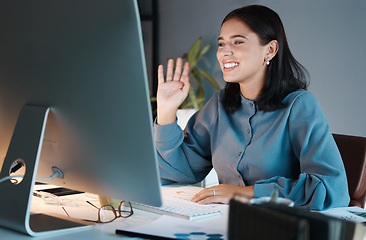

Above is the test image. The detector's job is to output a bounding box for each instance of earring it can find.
[266,57,270,65]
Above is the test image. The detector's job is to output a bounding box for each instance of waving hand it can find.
[156,58,190,125]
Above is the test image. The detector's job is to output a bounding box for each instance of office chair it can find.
[333,134,366,208]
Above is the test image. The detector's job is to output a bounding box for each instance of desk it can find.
[2,186,365,240]
[0,186,229,239]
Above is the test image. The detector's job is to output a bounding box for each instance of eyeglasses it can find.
[87,200,133,223]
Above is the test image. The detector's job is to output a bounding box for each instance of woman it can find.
[154,5,350,210]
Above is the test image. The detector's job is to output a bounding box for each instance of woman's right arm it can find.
[154,107,214,185]
[155,58,219,185]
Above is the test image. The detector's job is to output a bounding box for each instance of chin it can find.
[223,77,241,84]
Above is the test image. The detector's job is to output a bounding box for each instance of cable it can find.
[10,161,23,173]
[36,169,62,181]
[0,167,64,184]
[0,175,24,184]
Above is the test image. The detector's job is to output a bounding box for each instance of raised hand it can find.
[156,58,190,125]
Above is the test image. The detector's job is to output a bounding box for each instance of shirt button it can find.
[246,129,250,133]
[238,152,242,156]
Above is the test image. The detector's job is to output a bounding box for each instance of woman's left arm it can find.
[254,92,350,210]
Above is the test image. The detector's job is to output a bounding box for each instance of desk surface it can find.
[2,185,365,239]
[0,210,229,240]
[0,186,229,239]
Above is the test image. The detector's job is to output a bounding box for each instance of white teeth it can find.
[224,62,238,68]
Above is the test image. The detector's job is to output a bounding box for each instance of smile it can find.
[223,61,239,70]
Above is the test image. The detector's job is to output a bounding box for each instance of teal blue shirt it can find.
[154,89,350,210]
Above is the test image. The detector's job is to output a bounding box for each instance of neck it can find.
[239,66,267,100]
[239,80,264,100]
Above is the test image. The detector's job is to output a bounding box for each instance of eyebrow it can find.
[218,34,248,41]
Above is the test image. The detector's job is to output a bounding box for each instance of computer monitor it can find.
[0,0,162,235]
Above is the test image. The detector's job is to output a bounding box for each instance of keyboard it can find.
[131,199,222,220]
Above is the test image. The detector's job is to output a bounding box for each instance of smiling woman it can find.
[217,18,277,100]
[219,5,308,113]
[154,5,350,211]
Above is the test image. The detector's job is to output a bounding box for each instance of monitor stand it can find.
[0,104,91,236]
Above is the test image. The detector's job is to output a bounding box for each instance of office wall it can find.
[158,0,366,137]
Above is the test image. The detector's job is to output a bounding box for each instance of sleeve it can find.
[254,92,350,210]
[154,94,219,185]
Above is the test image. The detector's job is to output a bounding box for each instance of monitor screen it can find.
[0,0,162,207]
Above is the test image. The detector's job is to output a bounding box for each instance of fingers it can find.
[173,58,183,81]
[197,195,228,204]
[180,62,191,93]
[182,61,190,78]
[158,58,189,83]
[191,184,252,205]
[158,65,164,85]
[191,188,213,202]
[165,59,174,81]
[191,187,228,204]
[181,62,190,83]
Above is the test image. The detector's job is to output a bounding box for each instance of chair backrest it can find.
[333,134,366,208]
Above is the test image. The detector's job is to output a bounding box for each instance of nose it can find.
[220,44,233,56]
